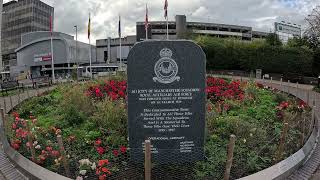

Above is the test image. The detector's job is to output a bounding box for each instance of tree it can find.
[305,6,320,76]
[305,6,320,49]
[265,33,282,46]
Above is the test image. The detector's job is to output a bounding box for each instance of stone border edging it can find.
[0,86,71,180]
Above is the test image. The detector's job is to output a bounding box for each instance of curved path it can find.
[0,86,53,180]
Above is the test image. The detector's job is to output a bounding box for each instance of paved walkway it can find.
[0,86,53,180]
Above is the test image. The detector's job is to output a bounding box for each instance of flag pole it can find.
[164,0,169,40]
[89,13,92,79]
[119,15,122,71]
[145,3,148,40]
[50,11,55,83]
[166,16,168,40]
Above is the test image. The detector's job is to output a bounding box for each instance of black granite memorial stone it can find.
[127,40,206,163]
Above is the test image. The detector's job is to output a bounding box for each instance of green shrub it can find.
[61,84,94,126]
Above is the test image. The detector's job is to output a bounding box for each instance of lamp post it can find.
[74,25,78,80]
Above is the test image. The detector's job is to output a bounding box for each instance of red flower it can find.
[46,146,53,152]
[11,143,20,150]
[39,155,46,161]
[113,150,119,157]
[98,159,109,166]
[101,167,111,175]
[51,150,60,157]
[298,100,307,109]
[95,139,102,146]
[278,101,289,110]
[12,112,19,118]
[120,146,127,154]
[118,91,125,98]
[41,150,48,157]
[12,123,17,130]
[99,175,106,180]
[96,147,105,155]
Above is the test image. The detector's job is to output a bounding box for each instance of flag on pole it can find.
[88,13,91,39]
[164,0,168,18]
[145,4,149,31]
[118,15,121,38]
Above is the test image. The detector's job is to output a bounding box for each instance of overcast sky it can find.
[4,0,320,44]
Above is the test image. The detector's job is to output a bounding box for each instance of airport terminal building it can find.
[12,31,97,78]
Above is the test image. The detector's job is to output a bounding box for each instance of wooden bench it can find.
[31,76,52,88]
[0,81,24,95]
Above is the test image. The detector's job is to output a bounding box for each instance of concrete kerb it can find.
[0,86,71,180]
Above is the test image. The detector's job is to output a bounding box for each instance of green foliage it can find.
[61,84,94,126]
[195,36,314,76]
[265,33,282,46]
[91,100,127,134]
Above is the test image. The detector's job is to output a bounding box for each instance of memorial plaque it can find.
[127,40,206,163]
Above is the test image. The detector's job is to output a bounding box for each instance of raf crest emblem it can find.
[153,48,180,84]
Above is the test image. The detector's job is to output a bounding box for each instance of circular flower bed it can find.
[6,76,311,179]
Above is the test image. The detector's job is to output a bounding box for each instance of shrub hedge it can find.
[195,36,314,76]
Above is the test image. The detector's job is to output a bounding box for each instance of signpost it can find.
[127,40,206,163]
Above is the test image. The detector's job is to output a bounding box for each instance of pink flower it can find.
[51,150,60,157]
[120,146,127,154]
[112,150,119,157]
[46,146,53,152]
[96,147,105,155]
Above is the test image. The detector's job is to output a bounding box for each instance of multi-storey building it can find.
[2,0,53,72]
[136,15,268,41]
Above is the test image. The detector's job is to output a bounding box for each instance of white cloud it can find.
[3,0,320,44]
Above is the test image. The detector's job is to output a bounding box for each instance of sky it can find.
[3,0,320,44]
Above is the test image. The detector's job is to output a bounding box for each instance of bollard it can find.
[36,84,40,96]
[9,96,13,111]
[57,135,72,178]
[27,86,30,99]
[287,80,290,94]
[145,140,152,180]
[307,91,310,106]
[296,82,299,97]
[312,106,317,131]
[224,135,236,180]
[3,97,7,113]
[26,121,36,162]
[280,78,283,91]
[300,117,305,147]
[3,113,8,135]
[276,123,289,162]
[18,91,21,104]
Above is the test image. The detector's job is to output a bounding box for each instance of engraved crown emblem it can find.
[160,48,173,58]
